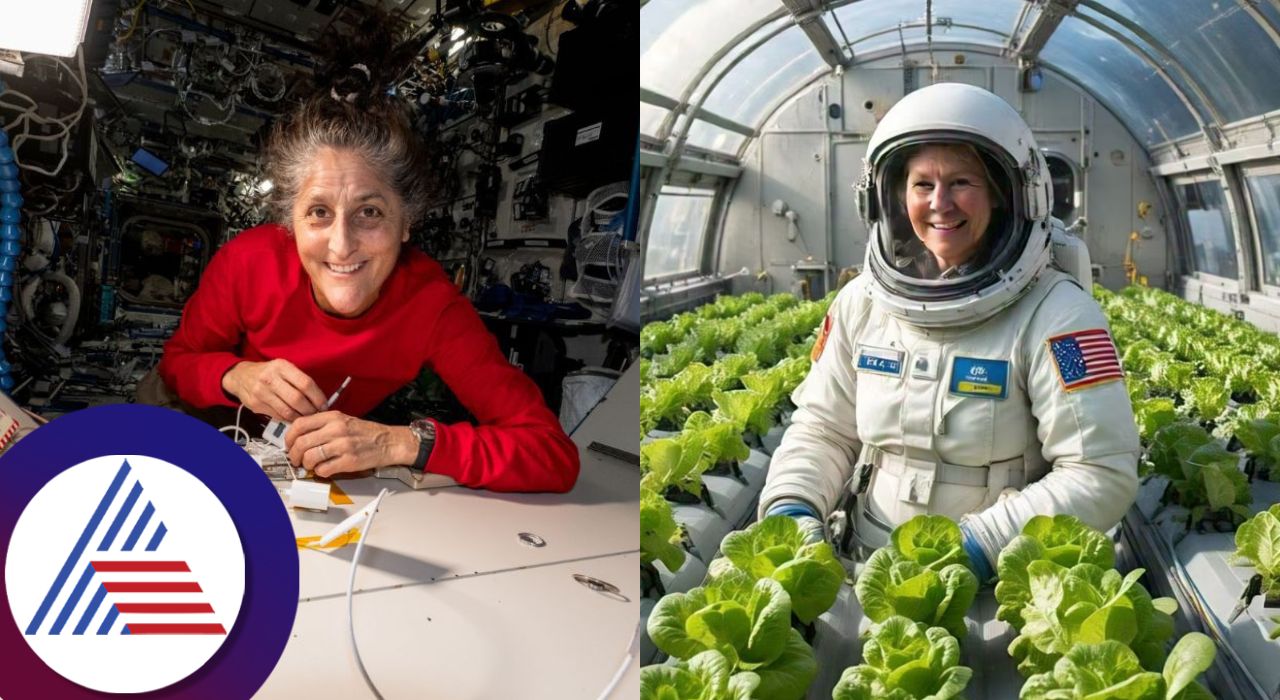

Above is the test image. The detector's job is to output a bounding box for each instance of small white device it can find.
[289,480,331,512]
[262,376,352,449]
[316,488,390,547]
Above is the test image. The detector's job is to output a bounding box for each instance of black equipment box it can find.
[538,108,635,198]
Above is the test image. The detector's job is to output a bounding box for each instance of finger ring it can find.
[318,444,328,461]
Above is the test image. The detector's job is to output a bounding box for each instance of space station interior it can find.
[0,0,639,431]
[639,2,1280,699]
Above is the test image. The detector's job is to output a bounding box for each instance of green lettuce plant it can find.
[640,650,760,700]
[751,629,818,700]
[890,515,971,570]
[640,432,709,498]
[1182,377,1230,423]
[854,515,977,638]
[711,353,760,391]
[1234,418,1280,477]
[641,487,686,572]
[1020,633,1216,699]
[855,547,977,639]
[996,515,1117,630]
[1234,504,1280,599]
[1007,561,1176,677]
[719,515,846,623]
[712,389,774,438]
[647,570,796,674]
[1147,422,1252,524]
[831,616,972,700]
[648,572,790,669]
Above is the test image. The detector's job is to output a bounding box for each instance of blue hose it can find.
[0,128,18,391]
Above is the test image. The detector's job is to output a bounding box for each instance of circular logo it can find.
[6,455,246,692]
[0,405,298,698]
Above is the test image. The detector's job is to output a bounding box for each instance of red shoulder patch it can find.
[811,314,833,362]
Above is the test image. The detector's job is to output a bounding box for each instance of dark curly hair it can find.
[262,7,437,227]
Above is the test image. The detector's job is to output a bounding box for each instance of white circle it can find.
[5,455,245,693]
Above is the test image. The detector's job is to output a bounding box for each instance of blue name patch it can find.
[856,345,903,376]
[948,357,1009,399]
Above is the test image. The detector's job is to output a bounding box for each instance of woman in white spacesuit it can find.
[757,82,1141,583]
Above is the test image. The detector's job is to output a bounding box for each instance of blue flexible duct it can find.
[0,128,19,391]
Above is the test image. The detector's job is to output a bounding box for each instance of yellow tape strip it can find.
[296,529,361,550]
[327,481,353,505]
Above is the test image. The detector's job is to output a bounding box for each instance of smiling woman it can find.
[141,16,579,495]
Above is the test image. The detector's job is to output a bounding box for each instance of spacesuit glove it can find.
[765,500,826,544]
[959,522,996,584]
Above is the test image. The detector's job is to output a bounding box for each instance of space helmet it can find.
[856,82,1053,327]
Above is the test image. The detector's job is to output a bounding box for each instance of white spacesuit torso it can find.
[759,265,1141,567]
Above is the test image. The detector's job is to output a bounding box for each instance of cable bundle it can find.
[0,130,19,391]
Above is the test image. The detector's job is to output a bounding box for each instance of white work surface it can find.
[256,365,640,699]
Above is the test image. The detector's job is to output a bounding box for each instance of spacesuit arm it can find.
[961,282,1140,571]
[758,281,868,520]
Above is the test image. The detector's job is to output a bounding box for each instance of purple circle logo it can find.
[0,404,298,698]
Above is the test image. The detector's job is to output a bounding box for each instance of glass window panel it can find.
[641,102,668,138]
[686,120,746,154]
[853,26,1007,58]
[700,24,825,128]
[1042,16,1198,147]
[1176,180,1239,280]
[645,186,715,280]
[1246,173,1280,288]
[690,15,794,106]
[1094,0,1280,124]
[640,0,783,100]
[831,0,1019,50]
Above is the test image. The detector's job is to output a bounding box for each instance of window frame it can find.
[642,184,719,285]
[1240,160,1280,299]
[1169,172,1243,290]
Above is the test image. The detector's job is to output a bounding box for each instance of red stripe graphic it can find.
[90,561,190,572]
[115,603,214,613]
[103,582,203,593]
[126,624,226,635]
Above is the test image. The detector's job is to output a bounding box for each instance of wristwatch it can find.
[408,418,437,473]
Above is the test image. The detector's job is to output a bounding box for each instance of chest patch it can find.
[948,356,1009,399]
[856,345,904,376]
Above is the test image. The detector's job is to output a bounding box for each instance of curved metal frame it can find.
[1075,0,1225,129]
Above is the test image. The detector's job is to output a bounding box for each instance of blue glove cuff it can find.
[765,501,819,520]
[960,523,995,583]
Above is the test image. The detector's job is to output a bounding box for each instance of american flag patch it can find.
[1047,328,1124,392]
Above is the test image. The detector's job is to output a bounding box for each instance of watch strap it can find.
[409,418,436,473]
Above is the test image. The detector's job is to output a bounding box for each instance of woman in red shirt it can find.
[154,70,578,494]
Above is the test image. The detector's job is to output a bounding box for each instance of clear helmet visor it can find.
[872,137,1030,294]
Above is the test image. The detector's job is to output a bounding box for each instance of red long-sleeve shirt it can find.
[157,224,579,493]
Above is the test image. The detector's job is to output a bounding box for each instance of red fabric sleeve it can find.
[156,243,246,408]
[423,295,581,493]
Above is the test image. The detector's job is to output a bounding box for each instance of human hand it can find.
[222,359,328,421]
[285,410,418,478]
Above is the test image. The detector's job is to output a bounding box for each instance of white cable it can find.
[594,620,640,700]
[218,403,250,445]
[345,488,390,700]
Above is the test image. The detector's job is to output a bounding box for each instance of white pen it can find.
[325,376,352,410]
